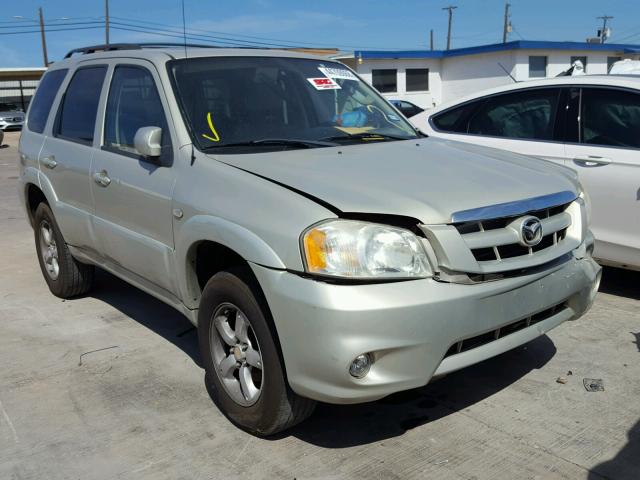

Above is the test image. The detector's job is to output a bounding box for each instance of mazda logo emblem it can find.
[520,217,543,247]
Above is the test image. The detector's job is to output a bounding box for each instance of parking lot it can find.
[0,129,638,479]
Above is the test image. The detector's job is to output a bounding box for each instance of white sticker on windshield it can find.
[318,66,359,81]
[307,77,341,90]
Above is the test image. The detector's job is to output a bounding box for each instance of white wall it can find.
[354,58,442,108]
[440,51,517,103]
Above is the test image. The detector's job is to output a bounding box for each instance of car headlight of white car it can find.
[301,219,432,279]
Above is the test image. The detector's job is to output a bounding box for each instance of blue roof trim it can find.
[356,40,640,60]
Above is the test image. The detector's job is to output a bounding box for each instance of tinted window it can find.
[372,69,397,93]
[56,66,107,144]
[406,68,429,92]
[529,56,547,78]
[27,69,67,134]
[581,88,640,149]
[431,101,480,133]
[104,66,171,160]
[467,89,560,140]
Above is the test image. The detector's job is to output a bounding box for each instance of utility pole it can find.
[430,29,434,50]
[105,0,110,46]
[38,7,49,67]
[597,15,613,43]
[502,2,511,43]
[442,6,457,51]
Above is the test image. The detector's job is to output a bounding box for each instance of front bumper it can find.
[0,120,24,131]
[251,253,601,404]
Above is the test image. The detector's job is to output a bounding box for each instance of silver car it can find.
[17,44,601,436]
[0,102,25,131]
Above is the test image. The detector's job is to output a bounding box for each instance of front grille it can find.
[443,301,568,358]
[454,202,571,264]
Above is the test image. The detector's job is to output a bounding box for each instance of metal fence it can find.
[0,79,39,111]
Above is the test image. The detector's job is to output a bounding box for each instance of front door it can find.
[563,86,640,267]
[91,62,178,294]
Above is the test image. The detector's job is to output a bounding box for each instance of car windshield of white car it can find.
[169,56,419,152]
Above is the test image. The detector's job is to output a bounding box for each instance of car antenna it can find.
[497,62,517,83]
[181,0,197,166]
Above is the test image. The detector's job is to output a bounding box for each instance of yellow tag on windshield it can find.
[334,126,374,135]
[202,112,221,142]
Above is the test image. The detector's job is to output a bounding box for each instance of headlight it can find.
[579,188,592,226]
[301,220,432,279]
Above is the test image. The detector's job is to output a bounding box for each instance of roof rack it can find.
[64,42,217,59]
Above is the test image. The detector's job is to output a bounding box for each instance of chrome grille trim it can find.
[450,190,577,224]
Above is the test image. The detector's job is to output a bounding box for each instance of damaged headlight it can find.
[301,220,432,279]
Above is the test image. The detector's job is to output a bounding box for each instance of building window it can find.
[372,69,397,93]
[570,56,588,71]
[607,56,622,72]
[406,68,429,92]
[528,56,547,78]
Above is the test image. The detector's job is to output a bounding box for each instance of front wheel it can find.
[198,267,315,436]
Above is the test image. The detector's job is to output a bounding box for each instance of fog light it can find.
[349,354,372,378]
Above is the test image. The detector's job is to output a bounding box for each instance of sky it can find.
[1,0,640,67]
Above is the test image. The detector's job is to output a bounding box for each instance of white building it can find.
[337,40,640,108]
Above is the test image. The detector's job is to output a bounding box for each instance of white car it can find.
[412,76,640,271]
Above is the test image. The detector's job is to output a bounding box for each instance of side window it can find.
[431,101,482,134]
[104,66,172,161]
[467,89,561,140]
[372,69,397,93]
[55,66,107,145]
[581,88,640,149]
[529,56,547,78]
[27,69,68,134]
[406,68,429,92]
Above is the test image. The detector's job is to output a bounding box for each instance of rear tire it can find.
[34,203,94,298]
[198,267,315,436]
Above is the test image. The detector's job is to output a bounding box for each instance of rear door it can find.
[429,87,566,166]
[39,65,108,249]
[563,86,640,267]
[91,61,178,294]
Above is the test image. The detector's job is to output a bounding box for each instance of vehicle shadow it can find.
[90,269,202,367]
[588,419,640,480]
[285,335,557,448]
[598,266,640,301]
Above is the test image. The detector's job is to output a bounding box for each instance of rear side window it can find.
[104,66,171,160]
[467,89,561,140]
[55,66,107,145]
[27,69,68,134]
[581,88,640,149]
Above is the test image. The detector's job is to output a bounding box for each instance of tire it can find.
[198,267,315,436]
[34,202,94,298]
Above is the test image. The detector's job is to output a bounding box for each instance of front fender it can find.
[175,215,286,309]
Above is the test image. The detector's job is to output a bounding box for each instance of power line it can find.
[0,26,103,36]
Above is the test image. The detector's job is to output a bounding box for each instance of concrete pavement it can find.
[0,131,638,479]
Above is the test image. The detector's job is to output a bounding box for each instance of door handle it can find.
[93,170,111,187]
[41,155,57,169]
[573,156,611,167]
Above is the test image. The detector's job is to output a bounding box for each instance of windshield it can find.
[0,103,19,112]
[169,56,419,152]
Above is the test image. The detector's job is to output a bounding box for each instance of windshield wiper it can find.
[202,138,337,151]
[320,132,413,143]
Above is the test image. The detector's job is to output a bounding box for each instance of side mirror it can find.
[134,126,163,158]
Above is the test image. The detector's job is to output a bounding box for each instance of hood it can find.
[211,137,579,225]
[0,110,24,119]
